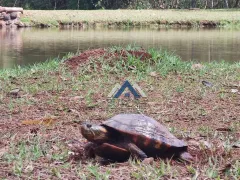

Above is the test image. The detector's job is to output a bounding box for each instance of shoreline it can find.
[17,9,240,28]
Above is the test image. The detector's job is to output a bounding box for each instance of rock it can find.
[142,157,154,165]
[9,23,17,28]
[15,21,25,27]
[0,20,6,27]
[0,13,4,20]
[2,12,10,21]
[0,6,5,13]
[10,12,18,20]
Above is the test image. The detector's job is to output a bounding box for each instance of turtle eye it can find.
[86,124,92,128]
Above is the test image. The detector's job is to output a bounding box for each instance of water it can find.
[0,27,240,69]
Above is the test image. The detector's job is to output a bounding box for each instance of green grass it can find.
[0,46,239,179]
[21,9,240,27]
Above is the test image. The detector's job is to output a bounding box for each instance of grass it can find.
[21,9,240,27]
[0,46,239,179]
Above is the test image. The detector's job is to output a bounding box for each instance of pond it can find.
[0,27,240,69]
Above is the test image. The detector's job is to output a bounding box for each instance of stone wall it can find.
[0,6,24,28]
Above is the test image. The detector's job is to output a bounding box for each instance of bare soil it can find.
[65,48,152,69]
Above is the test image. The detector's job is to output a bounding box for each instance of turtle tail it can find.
[179,152,193,162]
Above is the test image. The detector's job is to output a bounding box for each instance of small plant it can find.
[87,165,111,180]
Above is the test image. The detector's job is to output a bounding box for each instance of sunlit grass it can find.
[22,9,240,27]
[0,46,239,179]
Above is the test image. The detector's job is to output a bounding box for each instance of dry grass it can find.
[21,9,240,27]
[0,46,239,179]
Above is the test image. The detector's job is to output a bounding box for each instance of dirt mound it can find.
[64,48,152,69]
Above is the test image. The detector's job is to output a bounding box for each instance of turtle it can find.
[81,114,193,162]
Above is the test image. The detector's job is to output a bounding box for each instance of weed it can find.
[21,10,240,28]
[87,165,111,180]
[0,46,239,179]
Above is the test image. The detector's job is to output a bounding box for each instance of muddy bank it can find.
[24,19,223,28]
[3,9,240,29]
[57,20,221,28]
[0,19,223,29]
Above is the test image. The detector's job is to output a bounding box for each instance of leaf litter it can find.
[0,48,239,179]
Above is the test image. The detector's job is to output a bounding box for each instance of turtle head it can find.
[81,123,109,143]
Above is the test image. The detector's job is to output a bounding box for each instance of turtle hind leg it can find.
[127,143,148,160]
[179,152,193,162]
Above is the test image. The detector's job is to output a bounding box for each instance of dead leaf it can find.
[216,127,232,132]
[231,89,238,93]
[52,145,59,151]
[70,96,84,101]
[24,163,34,173]
[199,140,212,149]
[21,116,57,126]
[232,143,240,148]
[202,81,213,87]
[147,102,157,106]
[8,88,22,98]
[149,71,158,77]
[191,63,204,70]
[188,140,200,147]
[223,81,240,88]
[0,146,8,157]
[218,163,231,174]
[60,76,68,81]
[68,109,80,117]
[188,139,212,149]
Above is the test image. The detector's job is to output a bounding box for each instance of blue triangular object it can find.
[113,80,140,99]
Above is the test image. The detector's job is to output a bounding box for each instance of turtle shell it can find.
[102,114,187,158]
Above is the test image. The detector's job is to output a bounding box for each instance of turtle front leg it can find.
[84,142,98,158]
[127,143,148,160]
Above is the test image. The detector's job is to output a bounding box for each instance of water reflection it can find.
[0,27,240,68]
[0,28,24,68]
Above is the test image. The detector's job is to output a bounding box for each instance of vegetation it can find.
[0,46,239,179]
[0,0,240,9]
[21,9,240,27]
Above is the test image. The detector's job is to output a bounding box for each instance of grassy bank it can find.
[0,46,239,179]
[21,9,240,28]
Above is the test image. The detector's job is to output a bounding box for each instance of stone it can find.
[15,21,25,27]
[142,157,154,165]
[0,13,4,20]
[0,20,6,27]
[10,12,18,20]
[3,13,10,21]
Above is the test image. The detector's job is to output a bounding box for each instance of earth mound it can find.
[64,48,152,69]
